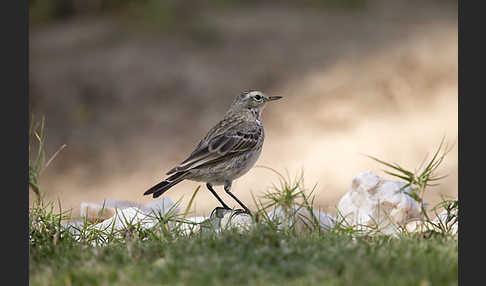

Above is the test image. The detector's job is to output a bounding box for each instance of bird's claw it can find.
[230,208,252,219]
[210,206,232,218]
[210,207,252,219]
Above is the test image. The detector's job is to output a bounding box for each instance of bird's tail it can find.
[144,171,187,198]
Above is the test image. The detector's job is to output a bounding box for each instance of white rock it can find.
[220,211,253,231]
[405,199,458,235]
[97,199,145,209]
[78,197,178,224]
[433,207,458,235]
[186,216,208,223]
[267,205,335,233]
[176,216,208,235]
[207,208,253,232]
[337,171,422,235]
[66,197,193,244]
[80,202,117,223]
[93,207,158,232]
[404,219,435,233]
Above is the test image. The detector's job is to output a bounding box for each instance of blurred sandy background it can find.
[29,0,458,217]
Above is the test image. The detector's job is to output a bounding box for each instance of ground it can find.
[29,218,457,286]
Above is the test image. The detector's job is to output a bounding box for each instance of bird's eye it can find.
[254,95,262,101]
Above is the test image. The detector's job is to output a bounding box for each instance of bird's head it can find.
[229,90,282,118]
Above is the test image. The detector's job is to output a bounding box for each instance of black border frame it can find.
[3,0,29,285]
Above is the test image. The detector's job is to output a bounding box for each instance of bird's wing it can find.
[166,121,262,175]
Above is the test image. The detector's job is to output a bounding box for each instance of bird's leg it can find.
[224,181,252,216]
[206,183,230,210]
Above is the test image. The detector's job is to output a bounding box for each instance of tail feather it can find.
[144,171,187,198]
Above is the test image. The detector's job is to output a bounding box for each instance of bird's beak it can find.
[264,95,283,102]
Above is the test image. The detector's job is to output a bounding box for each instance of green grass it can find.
[30,223,457,286]
[29,180,458,286]
[29,117,457,285]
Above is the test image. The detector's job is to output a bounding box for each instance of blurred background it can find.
[29,0,458,217]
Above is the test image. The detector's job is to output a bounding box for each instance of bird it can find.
[143,90,282,215]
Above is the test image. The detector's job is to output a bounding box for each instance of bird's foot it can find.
[210,206,232,219]
[230,208,252,219]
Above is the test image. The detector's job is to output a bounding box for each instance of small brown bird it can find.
[144,90,282,214]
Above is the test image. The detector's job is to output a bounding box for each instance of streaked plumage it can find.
[144,90,282,214]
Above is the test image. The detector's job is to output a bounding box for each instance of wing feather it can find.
[166,121,262,175]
